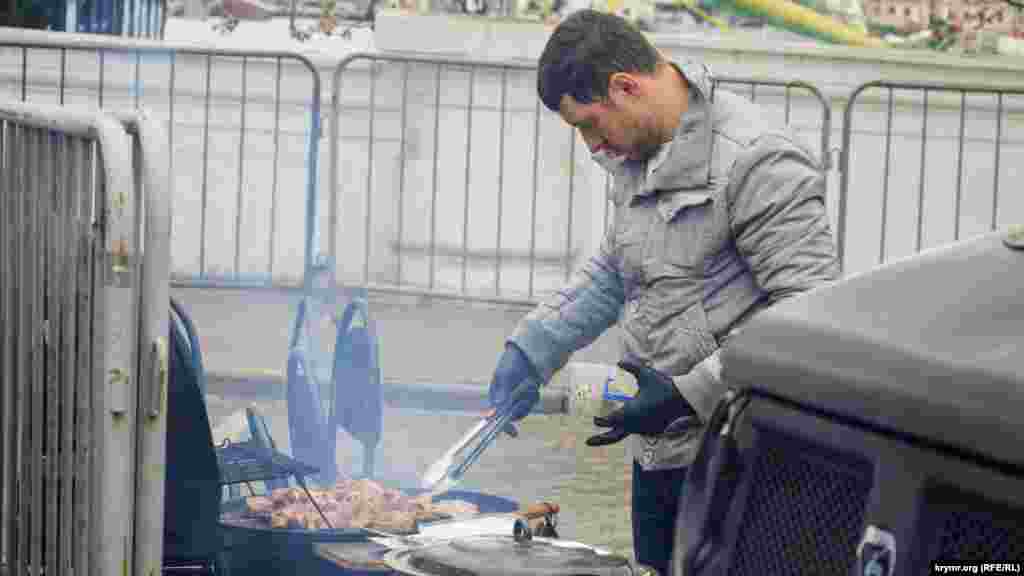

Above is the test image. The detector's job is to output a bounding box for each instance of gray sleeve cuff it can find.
[672,351,726,424]
[508,320,569,385]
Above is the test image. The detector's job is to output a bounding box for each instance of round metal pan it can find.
[219,488,519,536]
[381,535,634,576]
[216,488,519,576]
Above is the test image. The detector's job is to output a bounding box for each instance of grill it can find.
[926,485,1024,564]
[730,430,872,576]
[215,438,340,530]
[217,439,320,486]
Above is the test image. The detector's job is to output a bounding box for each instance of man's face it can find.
[558,73,661,162]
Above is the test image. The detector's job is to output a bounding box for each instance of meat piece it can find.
[370,509,418,533]
[245,495,276,515]
[247,478,480,532]
[270,510,291,529]
[269,487,306,507]
[431,499,479,519]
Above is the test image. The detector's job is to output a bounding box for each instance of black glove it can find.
[586,358,699,447]
[488,343,542,427]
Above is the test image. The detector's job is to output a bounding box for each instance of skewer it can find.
[295,475,334,530]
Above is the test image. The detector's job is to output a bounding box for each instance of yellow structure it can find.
[721,0,887,46]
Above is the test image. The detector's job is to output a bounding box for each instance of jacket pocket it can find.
[659,192,724,271]
[623,285,718,378]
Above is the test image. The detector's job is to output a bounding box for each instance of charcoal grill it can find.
[216,438,338,528]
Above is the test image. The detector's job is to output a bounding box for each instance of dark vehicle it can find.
[676,228,1024,576]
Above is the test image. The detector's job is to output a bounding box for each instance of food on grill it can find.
[237,479,480,531]
[431,499,480,517]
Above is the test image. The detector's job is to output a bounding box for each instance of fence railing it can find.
[2,29,1021,301]
[0,100,171,576]
[327,53,834,305]
[839,80,1024,275]
[0,29,322,290]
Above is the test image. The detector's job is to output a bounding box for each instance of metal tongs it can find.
[420,376,540,493]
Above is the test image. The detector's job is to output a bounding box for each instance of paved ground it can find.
[171,285,623,387]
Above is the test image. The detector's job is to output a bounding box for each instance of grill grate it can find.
[927,486,1024,564]
[216,439,320,486]
[729,431,873,576]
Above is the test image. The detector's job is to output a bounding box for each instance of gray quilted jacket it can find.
[509,59,840,471]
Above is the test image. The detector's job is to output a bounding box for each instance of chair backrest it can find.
[164,298,222,562]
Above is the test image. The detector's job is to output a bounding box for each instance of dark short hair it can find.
[537,9,661,112]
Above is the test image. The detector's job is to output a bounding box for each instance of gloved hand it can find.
[586,358,699,447]
[488,343,542,428]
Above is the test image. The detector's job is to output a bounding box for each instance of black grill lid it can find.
[721,230,1024,470]
[383,536,633,576]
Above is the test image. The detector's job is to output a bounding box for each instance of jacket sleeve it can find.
[726,134,841,303]
[508,230,627,384]
[673,135,840,423]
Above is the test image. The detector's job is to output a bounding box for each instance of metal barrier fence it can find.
[0,29,322,290]
[328,53,833,305]
[0,101,171,576]
[839,80,1024,275]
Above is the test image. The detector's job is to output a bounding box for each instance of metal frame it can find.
[838,80,1024,274]
[0,30,323,290]
[0,100,171,576]
[328,54,833,305]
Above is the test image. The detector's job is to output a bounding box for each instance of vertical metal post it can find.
[564,128,575,283]
[26,126,42,573]
[494,67,507,296]
[302,58,323,294]
[59,133,77,576]
[396,63,410,287]
[43,129,60,576]
[0,118,6,572]
[880,87,894,266]
[954,92,966,241]
[461,67,475,295]
[916,90,929,254]
[527,98,541,299]
[167,52,176,215]
[1,121,17,575]
[991,93,1003,231]
[200,53,213,278]
[20,47,27,102]
[73,136,93,576]
[268,57,282,279]
[364,60,378,286]
[9,122,25,576]
[234,57,249,277]
[59,48,67,105]
[134,50,142,109]
[98,49,106,108]
[784,85,792,124]
[428,64,442,290]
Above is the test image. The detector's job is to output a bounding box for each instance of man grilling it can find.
[487,10,839,575]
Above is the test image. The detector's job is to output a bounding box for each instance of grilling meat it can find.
[240,479,479,531]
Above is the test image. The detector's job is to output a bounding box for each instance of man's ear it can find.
[608,72,641,101]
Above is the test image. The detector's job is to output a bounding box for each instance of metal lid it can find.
[383,535,634,576]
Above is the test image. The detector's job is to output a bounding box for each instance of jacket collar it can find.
[615,60,716,206]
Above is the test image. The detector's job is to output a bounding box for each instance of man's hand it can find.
[488,343,541,425]
[586,359,699,447]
